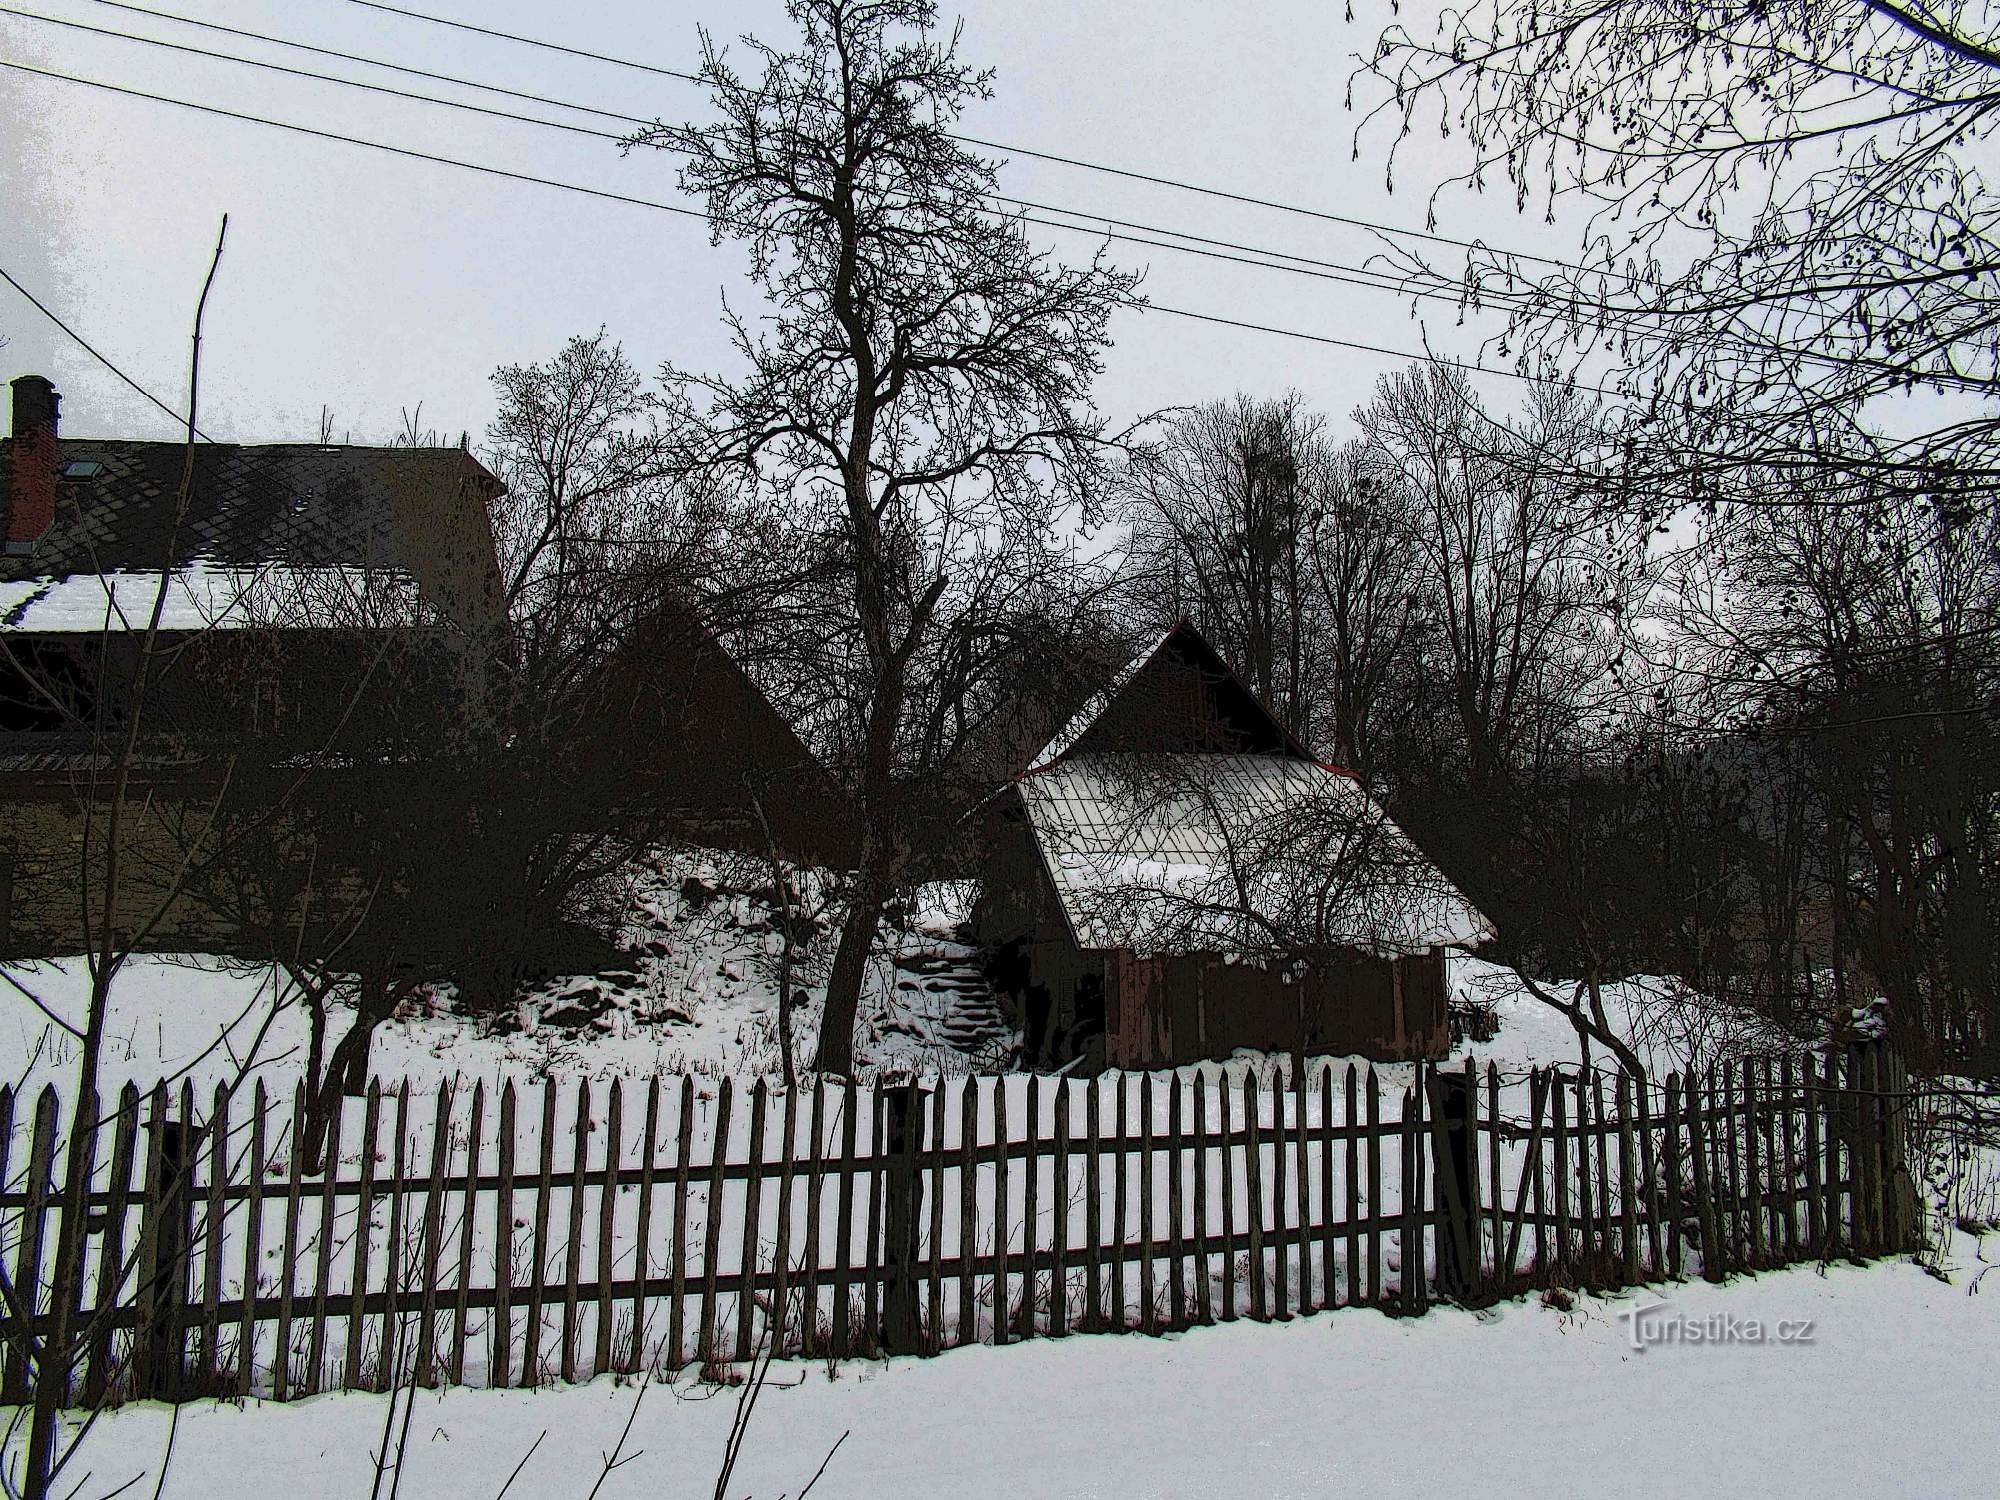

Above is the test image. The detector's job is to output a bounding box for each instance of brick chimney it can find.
[5,375,59,556]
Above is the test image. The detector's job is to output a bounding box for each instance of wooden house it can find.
[975,621,1493,1070]
[0,372,848,959]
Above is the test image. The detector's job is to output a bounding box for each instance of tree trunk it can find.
[817,863,890,1077]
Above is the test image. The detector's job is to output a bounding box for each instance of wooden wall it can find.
[1105,947,1448,1069]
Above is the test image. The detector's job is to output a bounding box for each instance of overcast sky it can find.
[0,1,1588,448]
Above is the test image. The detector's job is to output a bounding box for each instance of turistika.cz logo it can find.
[1617,1300,1817,1352]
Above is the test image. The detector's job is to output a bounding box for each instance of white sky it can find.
[0,1,1595,448]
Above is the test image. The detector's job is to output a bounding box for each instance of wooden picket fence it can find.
[0,1040,1922,1404]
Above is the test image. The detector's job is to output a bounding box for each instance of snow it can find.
[0,565,419,632]
[0,850,1011,1105]
[45,1247,2000,1499]
[1023,753,1493,959]
[6,856,1998,1495]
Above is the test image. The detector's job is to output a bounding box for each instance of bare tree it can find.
[1119,394,1324,741]
[1353,0,2000,528]
[1353,362,1623,794]
[629,0,1141,1074]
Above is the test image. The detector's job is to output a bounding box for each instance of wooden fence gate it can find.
[0,1041,1923,1403]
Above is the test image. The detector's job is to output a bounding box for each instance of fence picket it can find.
[4,1087,57,1403]
[1192,1078,1212,1324]
[927,1080,948,1349]
[1243,1070,1266,1322]
[491,1082,517,1388]
[959,1078,978,1344]
[87,1084,142,1404]
[595,1078,624,1376]
[1365,1067,1382,1305]
[993,1079,1011,1346]
[680,1077,715,1364]
[1138,1072,1155,1335]
[1109,1074,1127,1331]
[1662,1074,1684,1280]
[864,1087,885,1348]
[771,1085,799,1361]
[627,1077,661,1373]
[701,1078,735,1366]
[520,1077,557,1387]
[1167,1075,1186,1329]
[828,1079,856,1358]
[1021,1075,1041,1341]
[1298,1063,1317,1313]
[344,1081,382,1391]
[307,1089,342,1395]
[454,1081,484,1386]
[798,1080,825,1358]
[735,1080,767,1363]
[1050,1081,1070,1340]
[560,1079,589,1383]
[416,1082,451,1388]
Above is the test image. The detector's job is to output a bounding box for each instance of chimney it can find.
[5,375,59,556]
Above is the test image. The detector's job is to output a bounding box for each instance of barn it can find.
[975,622,1493,1070]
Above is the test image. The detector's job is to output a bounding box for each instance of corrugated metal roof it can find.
[1021,752,1493,959]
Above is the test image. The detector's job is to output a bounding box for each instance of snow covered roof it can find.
[0,564,421,632]
[0,438,504,633]
[1021,753,1493,959]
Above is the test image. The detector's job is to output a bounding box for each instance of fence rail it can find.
[0,1040,1922,1403]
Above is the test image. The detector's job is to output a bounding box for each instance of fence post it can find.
[1880,1046,1923,1253]
[879,1080,925,1355]
[1427,1068,1478,1301]
[133,1113,195,1402]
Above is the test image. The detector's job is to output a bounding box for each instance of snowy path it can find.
[66,1250,2000,1499]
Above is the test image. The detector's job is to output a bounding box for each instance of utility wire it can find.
[331,0,1585,272]
[0,55,1590,392]
[53,2,1979,396]
[19,6,1514,318]
[0,57,712,224]
[0,261,210,437]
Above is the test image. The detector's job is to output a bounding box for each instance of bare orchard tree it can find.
[1118,394,1326,743]
[628,0,1141,1074]
[1352,0,2000,527]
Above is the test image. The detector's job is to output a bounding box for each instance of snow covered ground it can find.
[0,850,1012,1104]
[53,1244,2000,1499]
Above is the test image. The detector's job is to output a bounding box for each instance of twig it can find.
[583,1378,649,1500]
[491,1431,544,1500]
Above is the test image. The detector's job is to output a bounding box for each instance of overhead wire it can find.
[0,261,209,437]
[0,55,1596,392]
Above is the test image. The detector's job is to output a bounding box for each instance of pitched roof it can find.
[1012,619,1493,958]
[0,439,504,632]
[1022,752,1493,957]
[1029,619,1321,770]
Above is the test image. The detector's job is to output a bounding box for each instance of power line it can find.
[0,55,1589,392]
[79,1,1982,398]
[0,57,713,224]
[330,0,1584,271]
[62,4,1984,400]
[87,0,654,127]
[0,261,209,438]
[22,6,1508,318]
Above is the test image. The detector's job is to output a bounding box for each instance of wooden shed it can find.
[975,622,1492,1070]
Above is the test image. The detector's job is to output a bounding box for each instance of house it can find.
[0,373,511,957]
[0,372,849,962]
[975,621,1493,1070]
